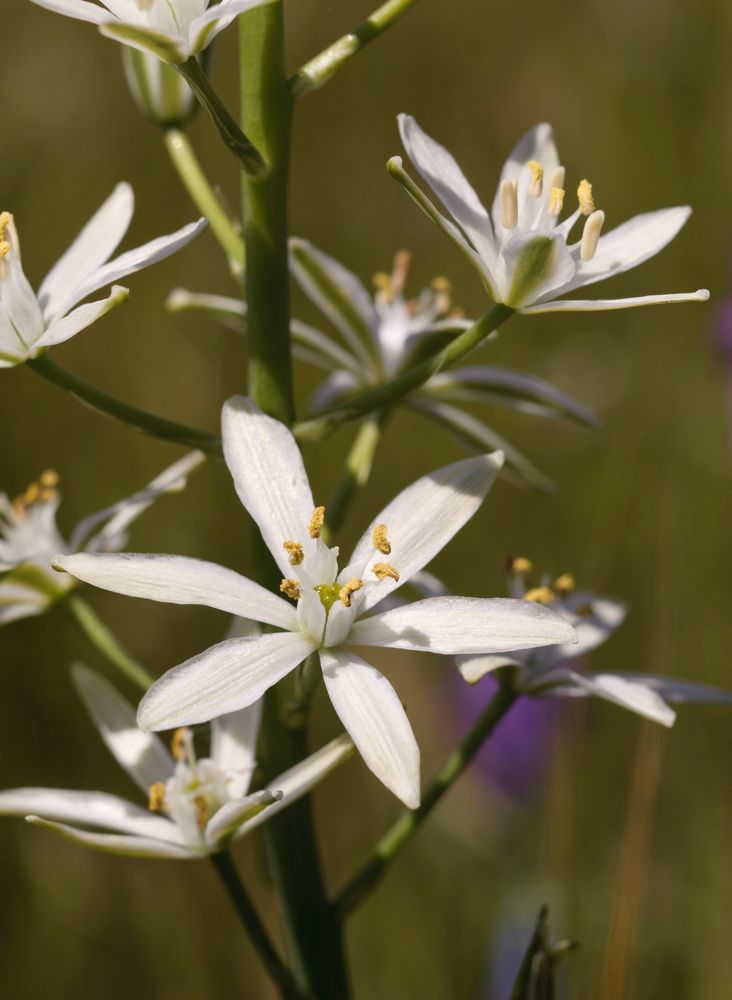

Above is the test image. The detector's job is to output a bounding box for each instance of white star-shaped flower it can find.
[392,116,709,314]
[55,397,576,807]
[29,0,274,63]
[0,182,204,367]
[0,662,351,858]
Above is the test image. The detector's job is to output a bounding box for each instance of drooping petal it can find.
[221,396,316,578]
[204,790,281,851]
[54,552,298,631]
[544,669,676,726]
[38,183,134,323]
[137,632,317,732]
[457,652,523,685]
[0,788,183,842]
[398,114,496,267]
[27,0,109,25]
[521,289,710,314]
[210,699,263,798]
[590,674,732,706]
[32,285,129,352]
[25,816,197,859]
[349,597,576,654]
[72,664,175,795]
[346,454,504,612]
[320,649,420,808]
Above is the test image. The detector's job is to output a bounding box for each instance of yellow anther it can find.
[39,470,59,488]
[280,578,302,600]
[193,794,210,829]
[392,249,412,292]
[308,506,325,539]
[553,573,576,595]
[373,272,394,302]
[148,782,166,813]
[23,483,40,506]
[339,578,364,608]
[511,556,534,575]
[580,210,605,262]
[374,562,400,582]
[0,211,12,256]
[499,179,518,229]
[577,179,595,215]
[372,523,392,555]
[548,187,565,218]
[283,540,304,566]
[431,276,451,293]
[0,242,9,260]
[171,727,191,762]
[527,160,544,197]
[524,585,555,605]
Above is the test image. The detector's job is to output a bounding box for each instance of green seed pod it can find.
[122,48,197,128]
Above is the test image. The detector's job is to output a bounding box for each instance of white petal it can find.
[221,397,316,578]
[137,632,316,732]
[321,649,420,808]
[398,114,496,266]
[497,231,575,308]
[557,670,676,726]
[26,817,197,859]
[54,552,297,631]
[28,0,108,24]
[550,593,627,665]
[32,286,129,351]
[189,0,273,32]
[592,674,732,706]
[72,664,175,795]
[490,123,559,239]
[521,289,710,314]
[204,789,281,851]
[0,788,182,841]
[210,699,263,798]
[38,183,134,322]
[346,454,504,612]
[457,653,523,684]
[350,596,577,654]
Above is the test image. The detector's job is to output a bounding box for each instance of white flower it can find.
[0,182,205,367]
[55,397,576,808]
[393,116,709,313]
[30,0,274,64]
[0,662,351,859]
[0,452,203,625]
[456,560,732,725]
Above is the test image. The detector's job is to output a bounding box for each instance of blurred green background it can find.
[2,0,732,997]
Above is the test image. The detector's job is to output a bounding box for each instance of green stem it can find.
[335,682,519,919]
[210,850,306,999]
[164,128,245,277]
[290,0,423,98]
[239,6,351,997]
[178,57,266,176]
[322,409,388,542]
[59,590,153,691]
[295,303,514,441]
[28,355,222,458]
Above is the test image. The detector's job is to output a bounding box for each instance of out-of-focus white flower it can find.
[0,663,352,858]
[392,116,709,314]
[55,397,576,808]
[29,0,273,64]
[0,183,205,367]
[0,452,204,625]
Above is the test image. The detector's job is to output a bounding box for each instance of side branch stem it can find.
[290,0,423,98]
[335,682,519,918]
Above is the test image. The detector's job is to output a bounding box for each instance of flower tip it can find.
[696,288,711,301]
[166,288,190,312]
[51,556,67,574]
[489,449,506,470]
[387,155,404,176]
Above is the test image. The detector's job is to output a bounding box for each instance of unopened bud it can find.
[122,48,196,128]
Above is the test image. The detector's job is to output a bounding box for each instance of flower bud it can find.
[122,49,196,128]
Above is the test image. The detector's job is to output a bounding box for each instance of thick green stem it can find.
[239,6,351,997]
[290,0,423,98]
[322,409,388,542]
[210,850,305,999]
[28,355,222,458]
[296,304,514,441]
[335,682,519,919]
[164,128,245,277]
[178,57,266,175]
[59,590,153,691]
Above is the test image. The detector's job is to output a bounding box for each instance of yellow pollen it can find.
[39,470,59,488]
[0,211,12,256]
[431,276,451,293]
[280,578,302,600]
[339,578,364,608]
[23,483,41,506]
[148,782,166,813]
[309,506,326,539]
[373,271,394,302]
[511,556,534,575]
[527,160,544,197]
[554,573,576,595]
[283,540,305,566]
[372,523,391,555]
[524,586,555,605]
[0,241,9,260]
[171,728,190,762]
[193,794,210,829]
[577,179,595,215]
[548,187,565,218]
[374,562,400,582]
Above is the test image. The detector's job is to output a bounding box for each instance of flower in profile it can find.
[0,663,351,858]
[0,452,203,626]
[122,48,196,127]
[29,0,274,64]
[0,182,204,368]
[392,116,709,314]
[55,397,576,808]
